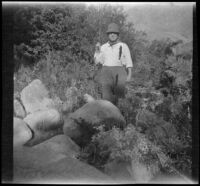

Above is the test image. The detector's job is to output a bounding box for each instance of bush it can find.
[77,124,169,177]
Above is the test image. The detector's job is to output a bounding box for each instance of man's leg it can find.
[113,67,127,103]
[102,83,117,104]
[100,67,116,104]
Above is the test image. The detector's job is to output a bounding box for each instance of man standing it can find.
[94,22,133,105]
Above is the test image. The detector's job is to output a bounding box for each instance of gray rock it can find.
[20,79,55,114]
[36,134,80,158]
[24,109,64,146]
[14,117,32,147]
[13,136,113,184]
[68,99,126,125]
[14,99,26,118]
[63,99,126,145]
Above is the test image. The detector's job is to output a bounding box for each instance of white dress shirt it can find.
[94,42,133,68]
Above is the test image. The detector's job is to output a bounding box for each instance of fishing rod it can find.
[95,4,102,53]
[94,4,102,70]
[97,4,101,44]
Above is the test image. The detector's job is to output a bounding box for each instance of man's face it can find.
[108,32,119,42]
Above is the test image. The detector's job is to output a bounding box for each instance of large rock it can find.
[20,79,55,114]
[24,109,64,146]
[14,117,32,147]
[67,99,126,126]
[13,136,113,184]
[14,135,80,168]
[63,99,126,146]
[14,99,26,118]
[36,135,80,158]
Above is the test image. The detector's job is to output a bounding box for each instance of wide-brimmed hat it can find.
[106,23,120,34]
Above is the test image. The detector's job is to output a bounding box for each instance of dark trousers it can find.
[99,66,127,105]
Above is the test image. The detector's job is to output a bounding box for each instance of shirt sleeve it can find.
[122,43,133,68]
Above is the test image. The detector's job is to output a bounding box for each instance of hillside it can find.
[126,4,193,41]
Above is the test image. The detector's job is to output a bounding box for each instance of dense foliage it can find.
[13,4,192,179]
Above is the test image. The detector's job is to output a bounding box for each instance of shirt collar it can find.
[107,40,121,47]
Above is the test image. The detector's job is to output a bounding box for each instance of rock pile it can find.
[14,79,64,147]
[13,79,126,183]
[14,79,126,147]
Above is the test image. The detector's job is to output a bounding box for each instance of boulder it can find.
[14,117,32,147]
[68,100,126,126]
[13,136,113,184]
[20,79,55,114]
[24,109,64,146]
[36,135,80,158]
[14,99,26,118]
[15,135,80,168]
[63,99,126,146]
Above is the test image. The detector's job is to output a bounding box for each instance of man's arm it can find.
[123,44,133,82]
[126,67,132,82]
[94,52,102,65]
[94,42,104,65]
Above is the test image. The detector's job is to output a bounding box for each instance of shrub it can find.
[77,124,171,178]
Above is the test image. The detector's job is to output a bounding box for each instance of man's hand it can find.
[126,67,132,82]
[126,75,131,82]
[94,42,102,65]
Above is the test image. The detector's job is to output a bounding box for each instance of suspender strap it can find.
[119,45,122,60]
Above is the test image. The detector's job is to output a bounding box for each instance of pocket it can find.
[117,67,127,84]
[100,67,112,84]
